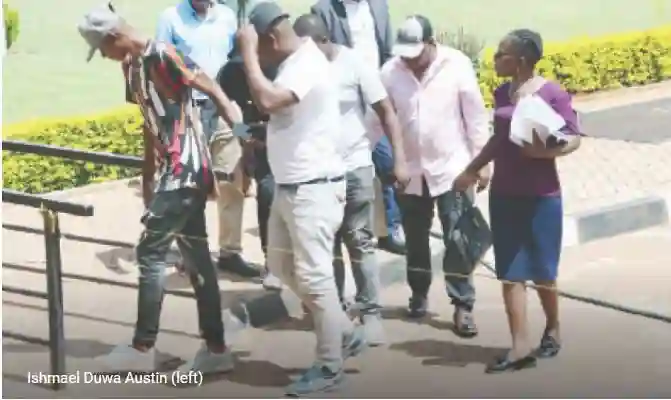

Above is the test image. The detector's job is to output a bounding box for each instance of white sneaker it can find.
[94,344,156,373]
[222,308,248,344]
[262,269,282,291]
[178,344,234,375]
[362,315,387,347]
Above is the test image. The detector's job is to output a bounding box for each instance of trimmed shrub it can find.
[437,27,486,69]
[3,26,671,194]
[475,26,671,106]
[3,107,143,193]
[3,2,19,49]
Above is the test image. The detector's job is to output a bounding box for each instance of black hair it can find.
[293,14,329,42]
[506,28,543,67]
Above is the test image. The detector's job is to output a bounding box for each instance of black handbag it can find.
[443,191,493,276]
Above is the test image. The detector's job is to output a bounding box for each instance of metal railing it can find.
[2,140,143,390]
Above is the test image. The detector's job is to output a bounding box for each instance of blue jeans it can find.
[372,136,401,236]
[333,166,381,315]
[397,181,476,311]
[134,189,225,347]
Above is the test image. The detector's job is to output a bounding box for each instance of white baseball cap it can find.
[392,15,433,59]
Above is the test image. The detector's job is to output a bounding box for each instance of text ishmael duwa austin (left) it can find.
[26,370,203,386]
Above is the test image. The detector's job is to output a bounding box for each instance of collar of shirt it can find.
[181,0,218,23]
[396,46,451,86]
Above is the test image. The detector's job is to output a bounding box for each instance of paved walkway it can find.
[3,227,671,398]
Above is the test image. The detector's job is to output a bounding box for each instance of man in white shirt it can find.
[293,13,408,347]
[237,2,365,396]
[156,0,260,278]
[310,0,406,255]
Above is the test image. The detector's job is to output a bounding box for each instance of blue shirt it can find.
[217,0,276,20]
[156,1,237,99]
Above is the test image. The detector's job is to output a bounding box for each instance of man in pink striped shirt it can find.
[373,15,490,336]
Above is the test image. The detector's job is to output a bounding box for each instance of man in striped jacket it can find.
[78,3,242,374]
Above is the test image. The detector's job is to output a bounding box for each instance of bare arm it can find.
[242,50,299,114]
[464,133,505,173]
[371,98,406,164]
[156,46,241,126]
[189,72,241,127]
[521,132,581,159]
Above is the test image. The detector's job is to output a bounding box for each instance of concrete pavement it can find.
[3,227,671,398]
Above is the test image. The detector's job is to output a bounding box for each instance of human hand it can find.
[476,165,491,192]
[236,24,258,56]
[392,161,411,191]
[453,168,480,192]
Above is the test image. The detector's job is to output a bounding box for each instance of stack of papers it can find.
[510,95,572,146]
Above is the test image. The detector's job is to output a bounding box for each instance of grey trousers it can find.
[333,166,381,315]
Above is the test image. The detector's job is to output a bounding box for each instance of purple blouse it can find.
[490,81,580,196]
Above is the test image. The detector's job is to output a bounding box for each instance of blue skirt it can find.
[489,194,563,282]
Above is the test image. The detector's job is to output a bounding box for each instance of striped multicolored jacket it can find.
[123,41,214,195]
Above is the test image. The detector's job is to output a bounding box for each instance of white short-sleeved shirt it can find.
[267,39,344,184]
[332,46,388,171]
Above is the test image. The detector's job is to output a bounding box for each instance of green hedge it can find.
[3,26,671,194]
[3,2,19,49]
[476,26,671,106]
[3,108,143,193]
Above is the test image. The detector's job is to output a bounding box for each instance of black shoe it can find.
[407,296,428,319]
[485,354,537,374]
[453,308,478,338]
[536,331,561,358]
[217,253,260,278]
[377,236,406,255]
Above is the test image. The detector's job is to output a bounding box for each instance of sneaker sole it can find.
[262,282,283,291]
[285,374,345,397]
[343,336,367,358]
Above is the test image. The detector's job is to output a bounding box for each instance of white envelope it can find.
[510,95,570,146]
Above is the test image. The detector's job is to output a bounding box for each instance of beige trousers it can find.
[199,101,245,256]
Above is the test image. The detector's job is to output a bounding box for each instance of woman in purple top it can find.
[454,29,582,373]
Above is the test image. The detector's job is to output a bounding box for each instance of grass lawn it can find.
[2,0,670,124]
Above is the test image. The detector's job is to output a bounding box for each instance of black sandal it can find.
[537,331,562,358]
[485,353,537,374]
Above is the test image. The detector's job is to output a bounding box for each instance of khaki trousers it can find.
[198,101,245,256]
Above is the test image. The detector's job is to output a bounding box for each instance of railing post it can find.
[42,208,66,390]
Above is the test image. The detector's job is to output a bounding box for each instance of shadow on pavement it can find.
[96,246,265,286]
[3,338,115,358]
[3,299,201,340]
[390,339,505,368]
[260,315,313,332]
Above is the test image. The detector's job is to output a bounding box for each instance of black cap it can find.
[249,1,289,34]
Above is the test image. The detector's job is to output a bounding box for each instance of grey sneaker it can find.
[177,344,234,375]
[262,268,283,291]
[285,364,344,397]
[94,344,156,373]
[342,324,367,359]
[362,314,387,347]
